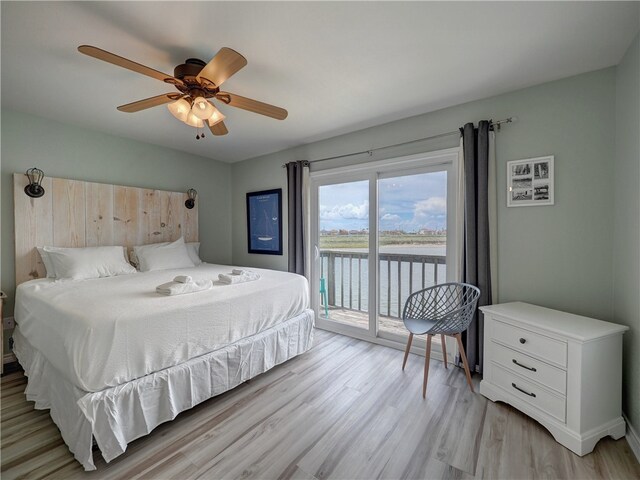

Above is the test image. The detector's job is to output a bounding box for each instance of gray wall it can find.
[1,109,232,321]
[232,68,617,324]
[613,34,640,432]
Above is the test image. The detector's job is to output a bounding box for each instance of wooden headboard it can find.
[13,174,198,285]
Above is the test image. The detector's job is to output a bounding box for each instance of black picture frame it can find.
[246,188,283,255]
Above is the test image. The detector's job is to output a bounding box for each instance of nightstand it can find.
[480,302,628,456]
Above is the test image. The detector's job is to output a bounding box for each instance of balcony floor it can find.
[321,307,408,336]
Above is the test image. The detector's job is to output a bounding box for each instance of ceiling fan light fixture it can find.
[207,106,226,126]
[192,97,215,120]
[185,111,204,128]
[167,98,191,122]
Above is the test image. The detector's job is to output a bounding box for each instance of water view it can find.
[319,241,446,318]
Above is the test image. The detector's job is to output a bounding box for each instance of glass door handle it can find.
[314,245,320,259]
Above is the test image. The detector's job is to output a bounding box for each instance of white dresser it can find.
[480,302,628,456]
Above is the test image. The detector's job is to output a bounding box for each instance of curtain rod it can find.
[282,117,516,168]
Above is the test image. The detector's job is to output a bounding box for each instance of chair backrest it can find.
[402,282,481,335]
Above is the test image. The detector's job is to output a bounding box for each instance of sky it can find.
[319,171,447,232]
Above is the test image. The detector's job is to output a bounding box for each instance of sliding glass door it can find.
[376,169,448,341]
[310,149,460,351]
[317,179,371,331]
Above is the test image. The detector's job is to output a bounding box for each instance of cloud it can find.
[320,201,369,220]
[413,197,446,219]
[381,213,401,221]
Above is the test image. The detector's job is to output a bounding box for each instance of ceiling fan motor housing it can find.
[173,58,219,98]
[174,58,206,80]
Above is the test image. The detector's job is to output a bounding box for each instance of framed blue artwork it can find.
[246,188,283,255]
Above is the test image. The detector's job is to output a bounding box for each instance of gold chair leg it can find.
[441,334,448,368]
[402,333,413,371]
[455,333,475,393]
[423,335,433,398]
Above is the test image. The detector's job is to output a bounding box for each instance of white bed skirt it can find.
[13,309,315,471]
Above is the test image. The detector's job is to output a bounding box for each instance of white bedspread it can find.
[15,264,309,392]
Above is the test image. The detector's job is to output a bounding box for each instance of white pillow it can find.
[128,243,166,270]
[133,237,195,272]
[186,242,202,265]
[36,247,57,278]
[42,246,136,280]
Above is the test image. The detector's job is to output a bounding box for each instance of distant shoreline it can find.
[320,234,446,250]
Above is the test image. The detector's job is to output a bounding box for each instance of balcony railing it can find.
[319,250,446,318]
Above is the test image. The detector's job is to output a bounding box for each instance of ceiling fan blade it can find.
[117,93,182,113]
[216,92,288,120]
[208,119,229,136]
[196,48,247,87]
[78,45,184,87]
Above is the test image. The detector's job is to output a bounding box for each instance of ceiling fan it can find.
[77,45,288,139]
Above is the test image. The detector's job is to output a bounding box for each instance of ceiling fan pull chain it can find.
[195,124,206,140]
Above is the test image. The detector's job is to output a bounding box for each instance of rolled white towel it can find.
[173,275,193,284]
[218,271,261,285]
[232,268,245,275]
[156,279,212,296]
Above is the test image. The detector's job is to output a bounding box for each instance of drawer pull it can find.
[512,382,536,397]
[519,338,526,344]
[512,359,537,372]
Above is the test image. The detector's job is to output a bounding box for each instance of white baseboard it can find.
[623,413,640,463]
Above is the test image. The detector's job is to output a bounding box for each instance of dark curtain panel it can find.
[286,161,308,275]
[460,121,492,373]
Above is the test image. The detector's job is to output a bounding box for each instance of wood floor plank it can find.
[1,444,77,480]
[280,465,318,480]
[472,400,507,479]
[435,384,487,475]
[242,387,364,480]
[1,408,49,431]
[208,353,399,479]
[185,343,380,476]
[1,372,27,385]
[1,435,65,472]
[136,452,198,480]
[1,330,639,479]
[1,414,59,447]
[1,383,30,398]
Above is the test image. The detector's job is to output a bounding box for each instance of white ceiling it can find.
[2,2,638,163]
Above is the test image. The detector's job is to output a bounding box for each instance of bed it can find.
[11,174,314,470]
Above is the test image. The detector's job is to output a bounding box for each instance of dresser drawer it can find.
[492,364,566,423]
[492,319,567,367]
[490,341,566,395]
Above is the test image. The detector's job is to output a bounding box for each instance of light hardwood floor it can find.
[1,330,639,479]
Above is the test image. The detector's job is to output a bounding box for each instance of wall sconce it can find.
[185,188,197,209]
[24,167,45,198]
